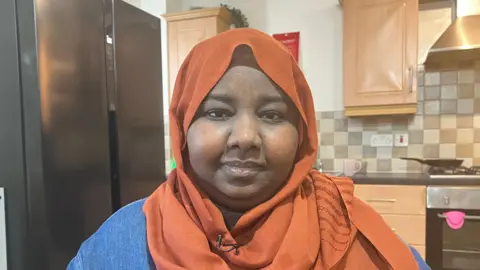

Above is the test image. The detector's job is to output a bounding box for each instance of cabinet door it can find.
[167,17,217,98]
[381,214,426,245]
[343,0,418,115]
[354,184,426,215]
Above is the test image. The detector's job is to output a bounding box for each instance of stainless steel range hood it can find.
[424,0,480,70]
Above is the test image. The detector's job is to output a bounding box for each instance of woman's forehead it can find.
[195,44,295,109]
[207,65,288,103]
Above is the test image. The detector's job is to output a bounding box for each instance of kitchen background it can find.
[124,0,480,174]
[2,0,478,268]
[317,67,480,173]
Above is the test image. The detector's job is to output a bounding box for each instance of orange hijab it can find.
[143,28,418,269]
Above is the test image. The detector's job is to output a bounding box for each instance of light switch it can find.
[394,133,409,147]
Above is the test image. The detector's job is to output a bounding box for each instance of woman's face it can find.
[186,62,300,211]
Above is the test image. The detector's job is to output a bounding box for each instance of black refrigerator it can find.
[0,0,165,269]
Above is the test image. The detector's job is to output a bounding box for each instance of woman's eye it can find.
[260,111,284,123]
[205,110,231,120]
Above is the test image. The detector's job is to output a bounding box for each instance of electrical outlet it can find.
[370,134,393,147]
[394,133,409,147]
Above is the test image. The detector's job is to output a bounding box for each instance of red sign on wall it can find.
[272,32,300,63]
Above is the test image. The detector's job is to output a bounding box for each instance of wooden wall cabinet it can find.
[343,0,419,117]
[164,7,231,99]
[354,184,427,259]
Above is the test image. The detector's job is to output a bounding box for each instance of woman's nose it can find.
[226,113,261,151]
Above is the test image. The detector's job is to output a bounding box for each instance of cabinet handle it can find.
[408,65,414,93]
[366,198,397,203]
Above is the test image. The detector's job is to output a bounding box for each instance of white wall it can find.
[138,0,166,17]
[182,0,344,112]
[123,0,142,9]
[265,0,343,112]
[418,7,451,65]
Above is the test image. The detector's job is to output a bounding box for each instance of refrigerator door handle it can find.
[0,188,8,269]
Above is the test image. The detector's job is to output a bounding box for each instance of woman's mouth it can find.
[221,161,264,179]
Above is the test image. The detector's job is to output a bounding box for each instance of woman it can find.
[68,28,429,269]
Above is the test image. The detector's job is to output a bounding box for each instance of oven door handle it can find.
[437,213,480,220]
[443,248,480,255]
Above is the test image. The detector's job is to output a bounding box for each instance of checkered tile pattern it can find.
[318,67,480,173]
[163,67,480,174]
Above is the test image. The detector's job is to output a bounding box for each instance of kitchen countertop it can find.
[350,173,480,186]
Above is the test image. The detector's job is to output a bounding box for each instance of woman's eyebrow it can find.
[204,94,233,104]
[205,93,286,104]
[260,95,285,104]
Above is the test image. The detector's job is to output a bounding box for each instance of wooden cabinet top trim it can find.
[162,7,231,23]
[345,103,417,117]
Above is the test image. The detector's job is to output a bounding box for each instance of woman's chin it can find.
[221,184,260,200]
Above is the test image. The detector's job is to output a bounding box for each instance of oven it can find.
[426,186,480,270]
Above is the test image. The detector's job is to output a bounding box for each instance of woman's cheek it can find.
[263,126,298,163]
[191,122,228,155]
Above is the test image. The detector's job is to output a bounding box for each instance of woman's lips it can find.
[221,161,264,179]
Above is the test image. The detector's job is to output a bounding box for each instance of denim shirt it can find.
[67,199,431,270]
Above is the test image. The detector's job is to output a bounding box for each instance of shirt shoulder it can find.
[67,198,154,270]
[409,245,431,270]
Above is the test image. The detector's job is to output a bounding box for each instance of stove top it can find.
[428,166,480,178]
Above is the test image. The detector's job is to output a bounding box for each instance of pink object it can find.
[443,211,465,230]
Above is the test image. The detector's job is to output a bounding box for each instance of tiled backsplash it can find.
[318,68,480,173]
[163,67,480,174]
